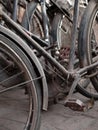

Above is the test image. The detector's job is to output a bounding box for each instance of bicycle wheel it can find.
[0,33,41,130]
[21,2,44,39]
[78,0,98,98]
[51,13,72,50]
[51,10,98,99]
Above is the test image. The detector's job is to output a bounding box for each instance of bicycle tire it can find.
[78,0,98,97]
[51,13,72,49]
[52,11,98,99]
[0,31,41,130]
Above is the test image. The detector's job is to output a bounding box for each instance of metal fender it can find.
[0,25,48,110]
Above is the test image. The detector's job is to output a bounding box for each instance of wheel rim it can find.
[0,39,38,130]
[87,7,98,92]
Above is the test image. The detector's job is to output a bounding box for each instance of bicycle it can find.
[1,0,98,101]
[0,0,98,129]
[21,0,98,100]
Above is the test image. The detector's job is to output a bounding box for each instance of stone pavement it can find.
[40,93,98,130]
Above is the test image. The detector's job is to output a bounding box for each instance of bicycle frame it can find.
[0,0,98,101]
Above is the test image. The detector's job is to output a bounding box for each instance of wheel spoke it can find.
[0,71,24,85]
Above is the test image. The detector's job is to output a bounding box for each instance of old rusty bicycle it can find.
[0,0,98,130]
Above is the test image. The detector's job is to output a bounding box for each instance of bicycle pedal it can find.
[64,98,87,112]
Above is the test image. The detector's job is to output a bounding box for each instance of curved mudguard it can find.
[0,25,48,110]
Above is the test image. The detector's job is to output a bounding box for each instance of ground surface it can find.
[40,93,98,130]
[0,91,98,130]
